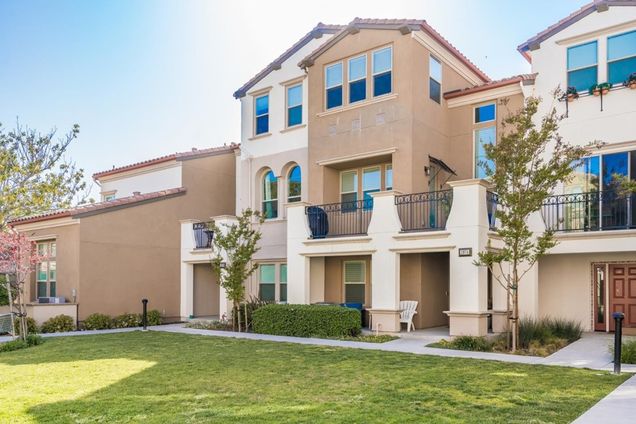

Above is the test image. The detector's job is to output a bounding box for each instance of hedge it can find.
[252,304,361,338]
[41,314,75,333]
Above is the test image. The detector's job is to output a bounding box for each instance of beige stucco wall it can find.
[306,28,479,203]
[538,252,636,332]
[400,252,449,329]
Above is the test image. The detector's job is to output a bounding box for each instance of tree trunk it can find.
[244,303,248,332]
[16,284,27,342]
[5,275,16,340]
[237,303,242,333]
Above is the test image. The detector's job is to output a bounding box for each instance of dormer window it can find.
[567,41,597,92]
[348,55,367,103]
[608,30,636,85]
[372,46,392,97]
[326,62,343,109]
[254,94,269,135]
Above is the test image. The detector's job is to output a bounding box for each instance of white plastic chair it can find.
[399,300,418,332]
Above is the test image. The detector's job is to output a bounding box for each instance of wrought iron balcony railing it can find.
[193,222,213,249]
[541,190,634,232]
[306,199,373,239]
[486,191,499,231]
[395,190,453,232]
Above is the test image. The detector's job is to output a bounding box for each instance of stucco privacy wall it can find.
[530,6,636,149]
[539,252,636,332]
[99,162,183,199]
[306,28,481,204]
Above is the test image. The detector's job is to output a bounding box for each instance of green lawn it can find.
[0,331,627,423]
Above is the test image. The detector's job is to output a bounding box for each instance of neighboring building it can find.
[10,145,237,325]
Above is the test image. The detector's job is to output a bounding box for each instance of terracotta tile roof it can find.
[444,74,537,99]
[9,187,187,226]
[299,18,490,83]
[93,144,239,180]
[233,23,344,99]
[517,1,636,62]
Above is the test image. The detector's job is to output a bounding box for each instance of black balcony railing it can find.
[486,191,499,231]
[306,199,373,238]
[542,190,635,232]
[395,190,453,232]
[193,222,213,248]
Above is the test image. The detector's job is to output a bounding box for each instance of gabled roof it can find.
[444,74,537,100]
[233,23,344,99]
[92,143,239,181]
[299,18,490,83]
[9,187,187,226]
[517,0,636,62]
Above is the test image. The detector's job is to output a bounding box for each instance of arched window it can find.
[262,170,278,219]
[288,165,301,203]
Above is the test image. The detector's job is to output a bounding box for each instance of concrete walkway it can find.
[573,374,636,424]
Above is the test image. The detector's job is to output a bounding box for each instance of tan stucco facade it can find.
[17,150,236,323]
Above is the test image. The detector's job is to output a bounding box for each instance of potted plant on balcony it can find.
[624,72,636,89]
[589,82,611,96]
[565,86,579,102]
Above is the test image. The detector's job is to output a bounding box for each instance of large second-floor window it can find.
[287,84,302,127]
[373,46,392,97]
[341,170,358,205]
[262,170,278,219]
[385,164,393,190]
[474,126,496,179]
[362,167,380,209]
[567,41,597,92]
[475,103,496,123]
[255,94,269,135]
[348,55,367,103]
[287,165,301,203]
[608,30,636,85]
[36,241,56,299]
[326,62,343,109]
[429,55,442,103]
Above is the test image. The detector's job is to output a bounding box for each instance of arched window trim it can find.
[287,165,301,203]
[262,170,278,219]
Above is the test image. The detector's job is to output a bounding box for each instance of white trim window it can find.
[340,170,358,205]
[385,164,393,190]
[372,46,392,97]
[325,62,343,109]
[258,264,276,302]
[279,264,287,303]
[286,84,302,127]
[254,94,270,135]
[607,30,636,86]
[348,55,367,103]
[362,167,381,210]
[344,261,366,304]
[36,241,57,299]
[474,103,496,124]
[287,165,301,203]
[429,55,442,103]
[567,41,597,92]
[262,170,278,219]
[474,126,496,179]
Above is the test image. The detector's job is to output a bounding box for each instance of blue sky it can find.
[0,0,589,188]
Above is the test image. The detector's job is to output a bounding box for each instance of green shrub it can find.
[232,296,269,331]
[0,275,8,306]
[619,339,636,364]
[337,334,399,343]
[435,336,494,352]
[519,317,582,349]
[252,304,361,338]
[41,314,75,333]
[82,313,113,330]
[146,310,162,326]
[14,317,38,335]
[185,320,232,331]
[0,334,44,353]
[547,318,582,343]
[113,313,141,328]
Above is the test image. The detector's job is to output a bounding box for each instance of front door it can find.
[609,264,636,331]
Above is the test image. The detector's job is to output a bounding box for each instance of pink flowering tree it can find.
[0,230,43,340]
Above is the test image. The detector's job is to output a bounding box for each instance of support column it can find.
[367,191,403,332]
[286,202,312,304]
[180,263,194,320]
[445,180,491,336]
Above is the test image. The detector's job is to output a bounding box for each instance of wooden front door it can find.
[609,264,636,331]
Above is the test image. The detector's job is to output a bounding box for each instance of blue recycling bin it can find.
[307,206,329,238]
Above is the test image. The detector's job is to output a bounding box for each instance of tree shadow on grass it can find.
[0,331,627,423]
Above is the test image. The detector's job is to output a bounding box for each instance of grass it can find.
[0,331,628,423]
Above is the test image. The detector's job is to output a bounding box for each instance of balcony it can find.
[395,190,453,232]
[541,190,635,232]
[192,222,213,249]
[306,199,373,238]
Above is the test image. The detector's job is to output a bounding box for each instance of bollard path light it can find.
[142,299,149,331]
[612,311,624,375]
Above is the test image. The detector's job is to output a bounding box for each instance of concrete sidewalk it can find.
[573,374,636,424]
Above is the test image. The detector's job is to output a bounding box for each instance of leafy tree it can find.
[0,229,44,341]
[475,96,593,352]
[210,209,264,332]
[0,121,87,229]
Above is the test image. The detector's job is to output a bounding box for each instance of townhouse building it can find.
[10,145,236,325]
